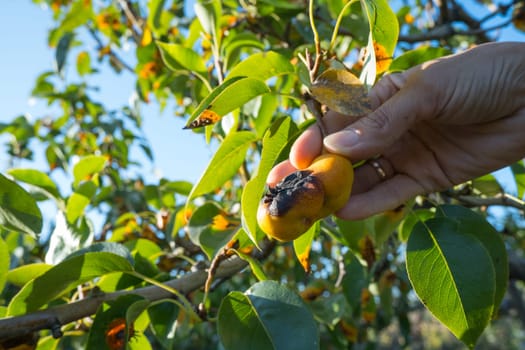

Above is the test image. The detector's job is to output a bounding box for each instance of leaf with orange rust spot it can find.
[293,221,319,273]
[310,69,372,116]
[183,109,221,129]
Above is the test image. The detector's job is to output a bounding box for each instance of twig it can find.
[86,27,134,73]
[117,0,143,39]
[454,193,525,212]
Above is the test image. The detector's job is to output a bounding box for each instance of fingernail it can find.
[324,129,361,152]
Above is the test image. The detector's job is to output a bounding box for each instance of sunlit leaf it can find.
[310,69,371,116]
[188,131,257,202]
[388,46,451,72]
[241,117,300,244]
[157,41,207,74]
[7,168,60,199]
[7,252,134,316]
[0,173,42,236]
[6,263,52,287]
[218,281,319,350]
[227,51,295,81]
[72,155,107,188]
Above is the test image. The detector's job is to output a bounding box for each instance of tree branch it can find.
[454,193,525,212]
[0,256,248,341]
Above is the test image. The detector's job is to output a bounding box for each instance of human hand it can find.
[268,42,525,220]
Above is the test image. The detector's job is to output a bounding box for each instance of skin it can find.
[269,42,525,220]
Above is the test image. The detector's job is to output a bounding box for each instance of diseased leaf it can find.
[187,202,238,259]
[360,0,399,84]
[0,173,42,236]
[293,221,319,273]
[185,77,270,129]
[310,69,371,116]
[183,109,221,129]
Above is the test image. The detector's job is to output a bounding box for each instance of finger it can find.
[290,112,363,169]
[335,174,423,220]
[290,124,323,169]
[323,71,431,162]
[266,160,297,186]
[368,72,406,109]
[351,157,395,195]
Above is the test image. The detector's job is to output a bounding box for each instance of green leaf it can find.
[147,0,167,35]
[49,0,93,46]
[227,51,295,81]
[234,248,268,281]
[73,155,107,188]
[218,281,319,350]
[406,217,496,348]
[7,252,133,316]
[148,300,180,349]
[436,205,508,317]
[6,263,52,287]
[0,237,9,292]
[56,32,74,75]
[472,173,503,196]
[360,0,399,85]
[157,41,207,74]
[194,0,222,45]
[511,161,525,199]
[241,117,299,244]
[66,180,97,223]
[398,208,434,242]
[7,168,60,199]
[187,202,237,259]
[188,131,257,201]
[0,173,43,236]
[186,77,270,128]
[388,46,451,72]
[76,51,91,76]
[341,252,368,311]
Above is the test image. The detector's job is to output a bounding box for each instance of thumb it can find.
[323,73,427,161]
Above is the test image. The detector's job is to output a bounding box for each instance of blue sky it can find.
[0,1,214,185]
